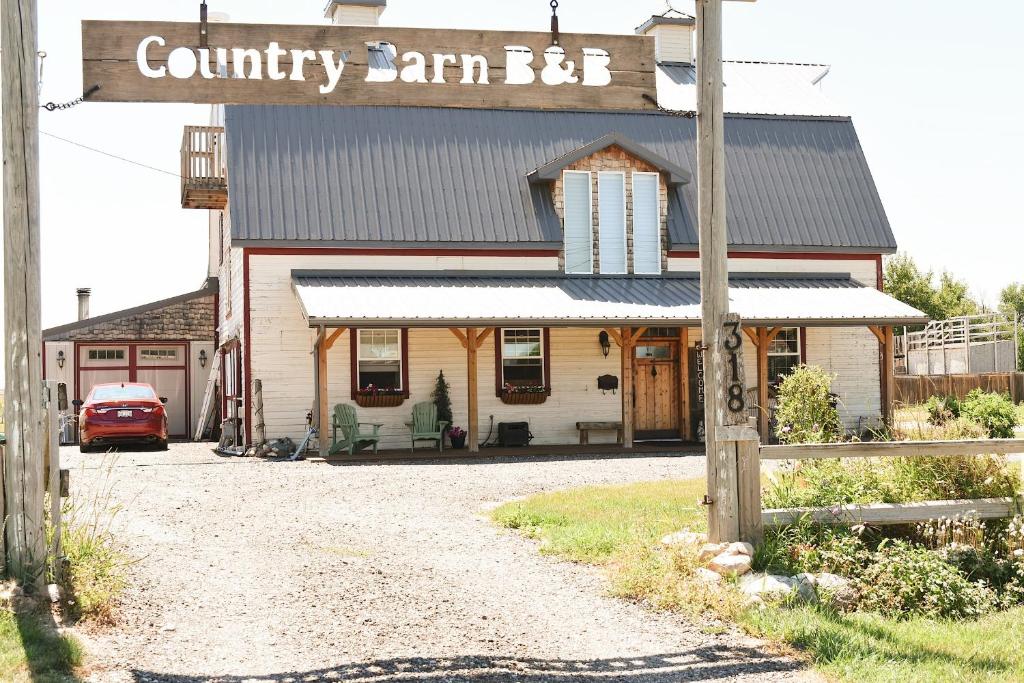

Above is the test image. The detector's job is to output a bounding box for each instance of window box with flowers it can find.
[499,384,550,405]
[354,385,406,408]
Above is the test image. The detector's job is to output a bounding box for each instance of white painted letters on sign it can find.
[134,36,616,92]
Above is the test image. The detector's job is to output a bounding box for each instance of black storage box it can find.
[498,422,531,448]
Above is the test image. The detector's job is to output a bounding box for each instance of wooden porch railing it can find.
[746,439,1024,541]
[181,125,227,209]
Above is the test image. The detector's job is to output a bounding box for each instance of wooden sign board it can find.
[720,313,749,427]
[82,21,657,111]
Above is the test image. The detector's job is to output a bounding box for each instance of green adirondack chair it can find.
[330,403,383,456]
[405,401,449,453]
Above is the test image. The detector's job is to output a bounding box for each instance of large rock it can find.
[739,573,817,605]
[726,542,755,557]
[694,567,723,584]
[816,572,858,611]
[707,552,752,577]
[660,530,707,548]
[698,542,730,563]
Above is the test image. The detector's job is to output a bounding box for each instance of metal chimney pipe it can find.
[76,288,91,321]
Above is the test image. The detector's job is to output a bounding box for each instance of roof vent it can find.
[324,0,387,26]
[635,9,695,65]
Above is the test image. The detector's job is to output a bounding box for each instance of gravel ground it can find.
[65,443,811,682]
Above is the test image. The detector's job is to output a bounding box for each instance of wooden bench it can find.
[576,421,624,445]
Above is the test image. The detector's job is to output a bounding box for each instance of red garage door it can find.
[78,343,190,438]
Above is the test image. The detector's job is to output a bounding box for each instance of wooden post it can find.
[467,327,479,453]
[679,327,691,439]
[757,327,770,439]
[3,0,47,590]
[735,418,763,546]
[883,326,896,425]
[45,382,62,584]
[316,327,328,458]
[696,0,738,543]
[621,327,634,448]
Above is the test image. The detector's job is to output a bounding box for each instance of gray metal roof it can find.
[226,105,896,253]
[291,272,926,327]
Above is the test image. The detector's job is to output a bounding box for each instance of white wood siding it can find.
[245,252,883,446]
[668,257,879,287]
[43,342,76,400]
[805,327,881,430]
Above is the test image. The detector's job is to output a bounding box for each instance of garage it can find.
[43,280,217,442]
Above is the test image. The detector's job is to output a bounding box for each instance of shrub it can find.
[887,453,1019,502]
[55,456,129,623]
[925,395,961,425]
[961,390,1019,438]
[856,540,997,620]
[774,365,844,444]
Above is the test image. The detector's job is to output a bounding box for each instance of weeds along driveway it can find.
[65,443,808,683]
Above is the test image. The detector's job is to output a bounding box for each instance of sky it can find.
[1,0,1023,390]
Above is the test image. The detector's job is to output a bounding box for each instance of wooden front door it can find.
[634,340,680,440]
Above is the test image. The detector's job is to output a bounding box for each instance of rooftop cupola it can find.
[635,8,695,65]
[324,0,387,26]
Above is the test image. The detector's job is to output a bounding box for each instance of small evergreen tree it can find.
[431,370,453,428]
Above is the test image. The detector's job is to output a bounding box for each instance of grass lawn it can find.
[0,608,82,682]
[492,478,1024,683]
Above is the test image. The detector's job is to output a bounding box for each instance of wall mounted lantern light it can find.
[56,350,66,369]
[598,330,611,358]
[199,349,208,368]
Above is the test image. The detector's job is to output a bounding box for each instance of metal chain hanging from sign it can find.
[42,84,100,111]
[550,0,560,46]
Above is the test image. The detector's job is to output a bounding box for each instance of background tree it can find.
[884,253,980,323]
[933,272,979,318]
[884,253,941,321]
[999,283,1024,370]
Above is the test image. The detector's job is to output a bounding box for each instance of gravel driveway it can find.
[66,443,809,682]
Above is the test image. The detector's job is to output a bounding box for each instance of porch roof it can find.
[292,272,928,328]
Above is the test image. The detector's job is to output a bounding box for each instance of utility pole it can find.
[696,0,755,543]
[2,0,47,589]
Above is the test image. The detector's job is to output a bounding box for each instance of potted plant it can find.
[355,384,405,408]
[499,383,549,405]
[448,426,467,449]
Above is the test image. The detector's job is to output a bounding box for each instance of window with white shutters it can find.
[598,172,627,274]
[562,171,593,274]
[632,172,661,274]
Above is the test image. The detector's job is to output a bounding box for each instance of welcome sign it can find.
[82,21,656,110]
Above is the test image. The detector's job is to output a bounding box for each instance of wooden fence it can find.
[740,438,1024,543]
[894,372,1024,405]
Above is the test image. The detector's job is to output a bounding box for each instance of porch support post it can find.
[868,325,895,425]
[757,327,770,439]
[467,327,479,453]
[883,326,896,425]
[621,327,634,448]
[316,327,328,458]
[316,328,346,458]
[680,327,691,439]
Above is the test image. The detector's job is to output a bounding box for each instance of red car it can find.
[79,382,169,453]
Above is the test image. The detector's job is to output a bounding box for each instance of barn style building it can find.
[167,1,928,455]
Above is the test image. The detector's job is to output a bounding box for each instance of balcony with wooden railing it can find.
[181,126,227,209]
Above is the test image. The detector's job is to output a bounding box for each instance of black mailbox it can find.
[597,375,619,392]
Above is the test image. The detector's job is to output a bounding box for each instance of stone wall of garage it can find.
[46,296,216,342]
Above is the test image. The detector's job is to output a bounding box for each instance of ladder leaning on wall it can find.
[194,351,222,441]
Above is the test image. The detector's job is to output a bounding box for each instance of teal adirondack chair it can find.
[405,401,449,453]
[330,403,383,456]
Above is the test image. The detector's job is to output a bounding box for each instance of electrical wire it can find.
[40,130,181,179]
